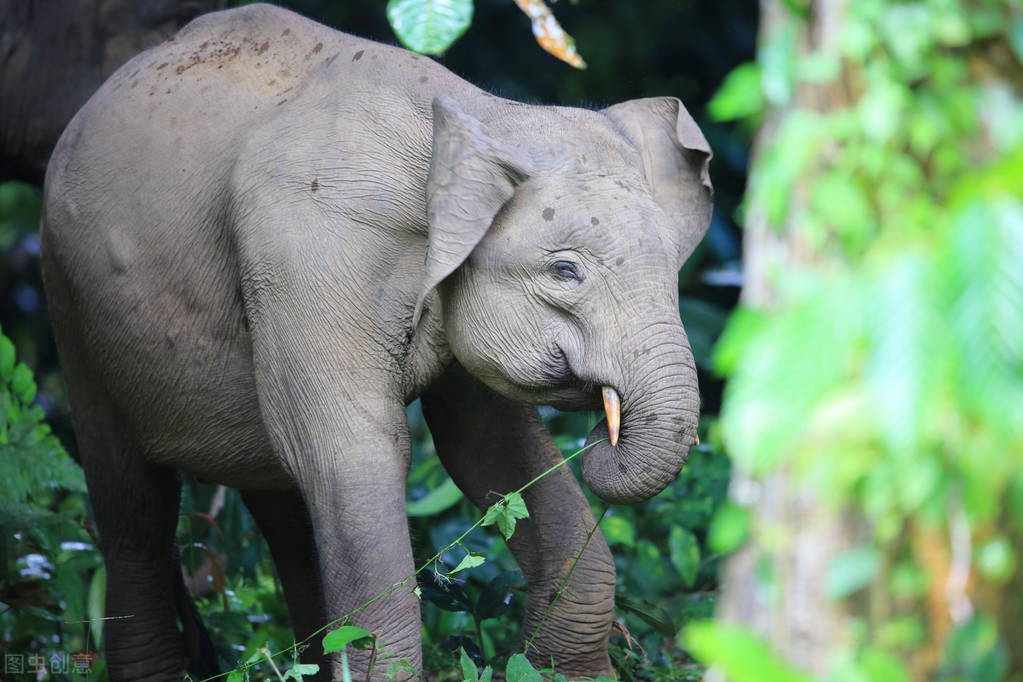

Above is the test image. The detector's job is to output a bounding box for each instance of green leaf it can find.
[11,362,35,404]
[759,20,797,106]
[615,594,676,638]
[684,621,813,682]
[668,527,701,587]
[450,551,485,574]
[504,492,528,519]
[856,647,910,682]
[226,670,247,682]
[481,492,530,540]
[387,0,473,56]
[505,654,543,682]
[826,547,879,599]
[88,565,106,648]
[599,515,635,547]
[938,615,1008,682]
[475,570,522,621]
[713,306,766,376]
[459,647,479,682]
[708,62,763,122]
[407,477,464,516]
[323,625,373,653]
[284,663,321,680]
[0,335,15,380]
[976,537,1016,583]
[708,502,749,554]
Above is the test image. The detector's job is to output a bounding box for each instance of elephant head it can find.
[418,95,712,504]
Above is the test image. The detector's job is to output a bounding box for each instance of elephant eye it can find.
[550,260,582,282]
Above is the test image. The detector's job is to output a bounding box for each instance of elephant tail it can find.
[174,563,221,677]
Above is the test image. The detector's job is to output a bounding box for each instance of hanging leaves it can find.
[511,0,587,69]
[387,0,474,56]
[386,0,586,68]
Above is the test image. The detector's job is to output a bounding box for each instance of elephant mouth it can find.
[506,344,603,411]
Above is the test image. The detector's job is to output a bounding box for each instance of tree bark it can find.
[712,0,859,675]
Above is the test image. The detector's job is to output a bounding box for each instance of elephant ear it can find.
[602,97,713,270]
[413,96,533,327]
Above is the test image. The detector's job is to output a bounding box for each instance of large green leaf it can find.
[668,527,701,587]
[685,621,813,682]
[407,477,464,516]
[505,654,542,682]
[322,625,373,653]
[387,0,474,56]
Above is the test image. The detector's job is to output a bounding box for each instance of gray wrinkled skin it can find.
[0,0,224,182]
[40,4,712,680]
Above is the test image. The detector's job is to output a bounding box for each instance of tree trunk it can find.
[711,0,1023,678]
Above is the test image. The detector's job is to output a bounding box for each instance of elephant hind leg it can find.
[76,419,190,680]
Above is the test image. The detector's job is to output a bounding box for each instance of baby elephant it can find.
[41,4,711,680]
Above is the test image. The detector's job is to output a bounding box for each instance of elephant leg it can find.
[242,489,329,678]
[242,277,423,680]
[421,364,616,678]
[298,452,421,680]
[80,441,190,680]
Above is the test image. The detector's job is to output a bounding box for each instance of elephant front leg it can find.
[422,365,616,678]
[262,392,423,680]
[245,290,423,679]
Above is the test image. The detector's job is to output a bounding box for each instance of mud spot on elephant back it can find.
[353,50,364,61]
[419,76,428,83]
[615,257,624,266]
[256,40,270,55]
[542,207,555,221]
[282,28,291,36]
[591,216,599,225]
[310,179,319,192]
[312,42,323,54]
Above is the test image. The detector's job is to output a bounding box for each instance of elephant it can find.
[39,3,712,680]
[0,0,223,183]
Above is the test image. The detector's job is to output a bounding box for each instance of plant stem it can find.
[262,647,286,682]
[340,647,351,682]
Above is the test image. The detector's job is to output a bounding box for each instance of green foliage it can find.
[701,0,1023,678]
[0,182,42,250]
[386,0,473,55]
[708,62,763,122]
[0,327,99,666]
[0,331,82,509]
[685,621,813,682]
[937,616,1009,682]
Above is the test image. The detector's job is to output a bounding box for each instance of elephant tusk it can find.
[601,386,621,447]
[695,434,701,446]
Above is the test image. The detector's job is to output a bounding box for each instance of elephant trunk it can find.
[580,329,699,505]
